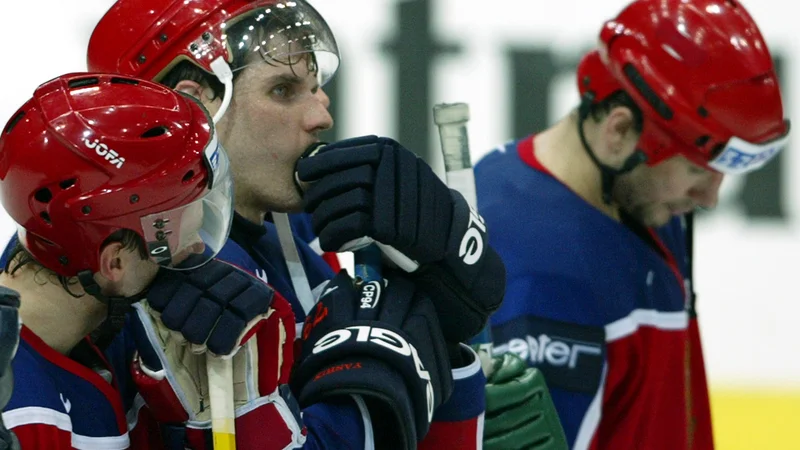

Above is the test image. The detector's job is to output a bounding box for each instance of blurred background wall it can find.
[0,1,797,447]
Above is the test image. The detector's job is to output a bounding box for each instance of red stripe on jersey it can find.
[11,423,72,450]
[20,327,128,433]
[127,405,167,450]
[419,417,482,450]
[184,400,298,450]
[687,318,714,450]
[586,323,712,449]
[321,252,342,272]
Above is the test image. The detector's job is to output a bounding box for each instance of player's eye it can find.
[270,84,295,100]
[688,165,707,176]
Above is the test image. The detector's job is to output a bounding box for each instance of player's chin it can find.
[268,189,305,214]
[637,206,673,228]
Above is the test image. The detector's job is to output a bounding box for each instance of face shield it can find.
[139,133,234,270]
[189,0,340,123]
[225,1,339,85]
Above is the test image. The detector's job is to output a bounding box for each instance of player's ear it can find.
[97,241,125,283]
[175,80,221,113]
[604,106,638,161]
[174,80,203,98]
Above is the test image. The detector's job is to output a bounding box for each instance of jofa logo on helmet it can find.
[459,207,486,265]
[84,138,126,169]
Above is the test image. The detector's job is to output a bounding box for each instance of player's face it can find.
[614,155,723,227]
[170,202,207,265]
[213,55,333,215]
[114,246,161,297]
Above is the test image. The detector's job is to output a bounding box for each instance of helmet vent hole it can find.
[39,212,51,224]
[182,170,195,182]
[111,77,139,86]
[34,188,53,203]
[39,238,56,247]
[695,135,710,147]
[710,143,726,158]
[141,126,169,138]
[622,64,673,120]
[59,178,76,190]
[3,111,25,134]
[725,0,738,8]
[68,77,100,89]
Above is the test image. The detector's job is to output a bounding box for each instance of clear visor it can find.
[222,1,340,86]
[707,120,791,175]
[140,138,234,271]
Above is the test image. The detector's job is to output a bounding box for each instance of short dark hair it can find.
[4,229,148,297]
[587,90,645,134]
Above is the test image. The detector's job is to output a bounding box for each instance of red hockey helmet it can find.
[577,0,789,175]
[0,73,234,277]
[87,0,339,122]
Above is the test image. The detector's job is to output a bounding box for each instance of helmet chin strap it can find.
[578,93,647,204]
[77,270,148,350]
[210,57,234,124]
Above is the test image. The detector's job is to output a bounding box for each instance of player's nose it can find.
[306,89,333,134]
[690,171,724,209]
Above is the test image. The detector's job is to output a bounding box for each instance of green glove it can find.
[483,351,568,450]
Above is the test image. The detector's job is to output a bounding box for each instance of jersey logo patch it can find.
[493,315,605,394]
[60,393,72,413]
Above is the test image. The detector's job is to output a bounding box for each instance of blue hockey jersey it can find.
[218,212,487,449]
[2,326,160,449]
[1,211,487,449]
[475,136,713,450]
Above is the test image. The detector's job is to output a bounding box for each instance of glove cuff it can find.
[294,355,422,449]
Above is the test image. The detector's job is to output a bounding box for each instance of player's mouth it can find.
[668,203,695,216]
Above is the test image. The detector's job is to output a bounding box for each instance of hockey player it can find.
[0,289,20,450]
[82,0,505,448]
[475,0,789,448]
[0,72,471,449]
[0,72,238,448]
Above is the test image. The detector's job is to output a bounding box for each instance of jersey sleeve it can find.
[302,351,486,450]
[490,274,607,449]
[301,396,371,448]
[419,345,486,450]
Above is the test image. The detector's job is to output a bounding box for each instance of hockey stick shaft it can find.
[433,103,494,376]
[207,356,236,450]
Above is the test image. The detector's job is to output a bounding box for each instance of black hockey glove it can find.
[290,270,453,449]
[0,287,21,450]
[146,259,273,356]
[296,135,506,343]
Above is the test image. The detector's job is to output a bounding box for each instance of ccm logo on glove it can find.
[312,324,435,422]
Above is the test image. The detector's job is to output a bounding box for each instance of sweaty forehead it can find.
[236,54,318,85]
